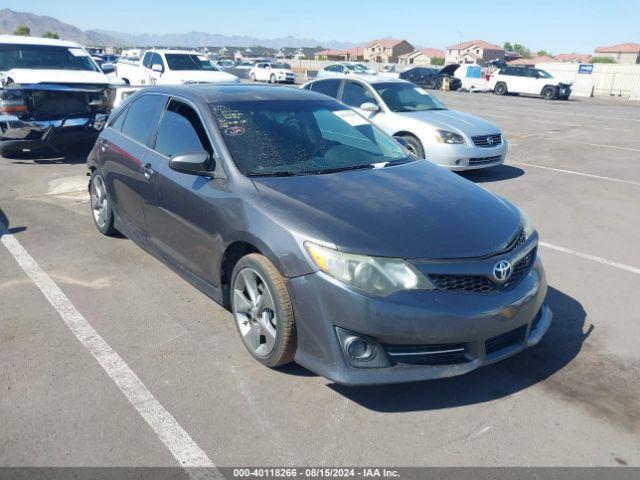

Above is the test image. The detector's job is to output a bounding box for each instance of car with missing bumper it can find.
[303,77,507,170]
[489,66,572,100]
[0,35,119,157]
[87,84,550,386]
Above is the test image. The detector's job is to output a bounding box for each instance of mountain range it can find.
[0,9,356,49]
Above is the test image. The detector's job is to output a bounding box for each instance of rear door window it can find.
[154,100,211,157]
[120,94,167,145]
[308,79,341,99]
[341,81,376,108]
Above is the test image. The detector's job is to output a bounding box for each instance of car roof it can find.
[139,84,333,103]
[311,76,412,86]
[0,34,80,48]
[149,49,204,55]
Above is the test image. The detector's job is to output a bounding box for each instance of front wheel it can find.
[231,254,296,368]
[269,74,276,84]
[542,86,557,100]
[395,134,425,158]
[89,170,118,236]
[250,73,256,82]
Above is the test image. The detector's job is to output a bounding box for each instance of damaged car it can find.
[0,35,121,157]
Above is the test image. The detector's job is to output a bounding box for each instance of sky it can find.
[4,0,639,53]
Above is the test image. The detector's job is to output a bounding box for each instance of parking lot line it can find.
[540,241,640,275]
[0,220,217,477]
[584,143,640,153]
[509,162,640,187]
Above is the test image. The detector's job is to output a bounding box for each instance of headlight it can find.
[434,129,466,144]
[305,242,433,296]
[519,208,535,239]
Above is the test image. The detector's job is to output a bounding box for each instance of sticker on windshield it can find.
[197,55,208,61]
[68,48,89,57]
[225,126,245,136]
[334,110,368,127]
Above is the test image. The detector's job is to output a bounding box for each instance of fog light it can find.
[346,337,375,361]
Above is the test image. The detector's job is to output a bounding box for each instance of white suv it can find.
[488,66,572,100]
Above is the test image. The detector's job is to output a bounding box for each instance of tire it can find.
[250,73,256,82]
[542,86,557,100]
[89,170,118,236]
[494,82,508,95]
[270,74,276,84]
[231,253,296,368]
[396,134,425,158]
[435,78,443,90]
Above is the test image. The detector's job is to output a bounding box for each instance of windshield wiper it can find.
[310,164,375,175]
[247,171,302,177]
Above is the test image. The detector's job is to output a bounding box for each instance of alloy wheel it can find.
[233,268,278,357]
[90,175,109,229]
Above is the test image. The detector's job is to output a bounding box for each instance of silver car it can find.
[303,77,508,170]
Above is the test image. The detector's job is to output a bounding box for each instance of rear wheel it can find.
[396,134,425,158]
[494,82,508,95]
[542,86,557,100]
[231,254,296,368]
[89,170,118,236]
[270,74,276,84]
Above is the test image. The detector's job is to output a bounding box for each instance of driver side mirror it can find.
[169,151,212,176]
[101,63,115,74]
[360,102,379,113]
[152,64,164,73]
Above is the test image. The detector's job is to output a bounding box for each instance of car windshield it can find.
[373,83,447,112]
[535,69,552,78]
[271,63,289,69]
[0,44,98,72]
[165,54,219,71]
[210,99,412,176]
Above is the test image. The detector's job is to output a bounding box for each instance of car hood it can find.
[397,109,501,136]
[251,161,520,260]
[1,68,111,86]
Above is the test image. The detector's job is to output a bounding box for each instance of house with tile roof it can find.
[398,48,445,66]
[364,38,414,63]
[593,43,640,64]
[445,40,505,66]
[314,46,364,61]
[555,53,592,63]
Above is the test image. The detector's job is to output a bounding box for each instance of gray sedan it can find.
[87,84,551,385]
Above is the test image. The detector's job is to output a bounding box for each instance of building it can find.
[508,55,556,67]
[445,40,505,66]
[315,47,364,61]
[555,53,591,63]
[364,38,414,64]
[398,48,445,67]
[593,43,640,64]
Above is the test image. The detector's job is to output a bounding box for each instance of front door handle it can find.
[140,163,155,180]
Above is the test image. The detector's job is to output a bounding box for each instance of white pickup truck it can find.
[114,49,239,86]
[0,34,121,157]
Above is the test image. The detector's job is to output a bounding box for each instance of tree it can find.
[43,31,60,39]
[536,50,552,57]
[14,25,31,36]
[503,42,514,52]
[512,43,532,58]
[430,57,445,66]
[590,56,616,64]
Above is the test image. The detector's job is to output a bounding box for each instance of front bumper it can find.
[288,253,550,386]
[426,138,508,171]
[0,113,109,155]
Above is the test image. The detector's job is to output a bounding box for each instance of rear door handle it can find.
[140,163,155,180]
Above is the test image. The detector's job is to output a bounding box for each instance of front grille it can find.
[25,85,112,120]
[485,325,527,355]
[429,248,536,294]
[471,133,502,148]
[506,228,527,252]
[384,343,468,366]
[469,155,502,166]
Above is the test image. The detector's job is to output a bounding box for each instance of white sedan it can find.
[249,62,295,84]
[316,62,378,80]
[302,77,507,171]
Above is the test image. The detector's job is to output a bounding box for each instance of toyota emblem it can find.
[493,260,513,282]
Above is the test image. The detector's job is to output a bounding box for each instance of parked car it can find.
[114,49,239,86]
[233,60,257,78]
[214,59,237,70]
[0,34,120,157]
[249,62,295,84]
[87,84,550,386]
[488,66,572,100]
[316,62,378,80]
[302,77,507,170]
[399,65,462,91]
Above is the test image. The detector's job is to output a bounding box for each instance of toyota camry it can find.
[87,84,551,385]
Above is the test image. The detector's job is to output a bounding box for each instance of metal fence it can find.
[537,62,640,98]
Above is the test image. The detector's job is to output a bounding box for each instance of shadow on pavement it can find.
[0,208,27,236]
[329,286,591,412]
[458,164,525,183]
